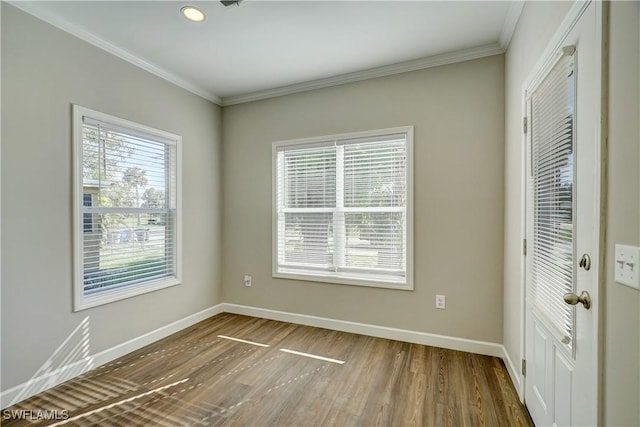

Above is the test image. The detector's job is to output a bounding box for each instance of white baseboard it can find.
[221,303,505,358]
[1,304,225,409]
[90,304,224,368]
[501,346,524,401]
[3,302,518,409]
[0,357,95,411]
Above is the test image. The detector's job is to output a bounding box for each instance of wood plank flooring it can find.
[2,313,532,426]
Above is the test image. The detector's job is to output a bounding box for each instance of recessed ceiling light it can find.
[181,6,206,23]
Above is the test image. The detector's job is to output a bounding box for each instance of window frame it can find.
[72,105,182,311]
[272,126,414,290]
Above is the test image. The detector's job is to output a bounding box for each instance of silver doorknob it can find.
[563,290,591,310]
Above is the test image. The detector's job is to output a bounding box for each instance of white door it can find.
[524,2,601,426]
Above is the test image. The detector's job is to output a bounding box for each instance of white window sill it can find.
[273,270,413,291]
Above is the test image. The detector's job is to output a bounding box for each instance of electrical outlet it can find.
[435,294,446,309]
[244,275,252,287]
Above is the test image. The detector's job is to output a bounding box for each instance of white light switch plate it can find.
[614,244,640,290]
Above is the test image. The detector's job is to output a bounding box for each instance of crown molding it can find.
[499,0,525,50]
[6,1,223,105]
[8,0,509,108]
[221,43,504,106]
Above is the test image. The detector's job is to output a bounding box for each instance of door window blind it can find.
[527,53,575,346]
[80,116,178,296]
[274,128,412,288]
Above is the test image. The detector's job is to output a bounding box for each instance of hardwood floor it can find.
[2,313,532,426]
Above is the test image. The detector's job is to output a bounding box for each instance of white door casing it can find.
[523,1,602,426]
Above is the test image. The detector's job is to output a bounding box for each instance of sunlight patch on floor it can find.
[217,335,270,347]
[279,348,345,364]
[48,378,190,426]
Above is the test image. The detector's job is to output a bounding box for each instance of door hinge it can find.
[522,359,526,376]
[523,238,527,256]
[523,116,528,134]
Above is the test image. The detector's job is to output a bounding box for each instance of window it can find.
[273,127,413,289]
[73,105,181,311]
[526,53,575,346]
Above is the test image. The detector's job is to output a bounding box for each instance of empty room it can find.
[1,1,639,426]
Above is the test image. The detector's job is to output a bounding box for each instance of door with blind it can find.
[524,2,601,426]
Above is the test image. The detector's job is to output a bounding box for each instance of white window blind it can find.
[73,106,181,310]
[527,53,575,346]
[273,127,413,289]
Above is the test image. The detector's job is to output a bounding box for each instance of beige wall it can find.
[604,2,640,425]
[504,1,640,425]
[222,55,505,342]
[1,4,223,391]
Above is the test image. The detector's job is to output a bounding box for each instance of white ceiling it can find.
[10,1,522,105]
